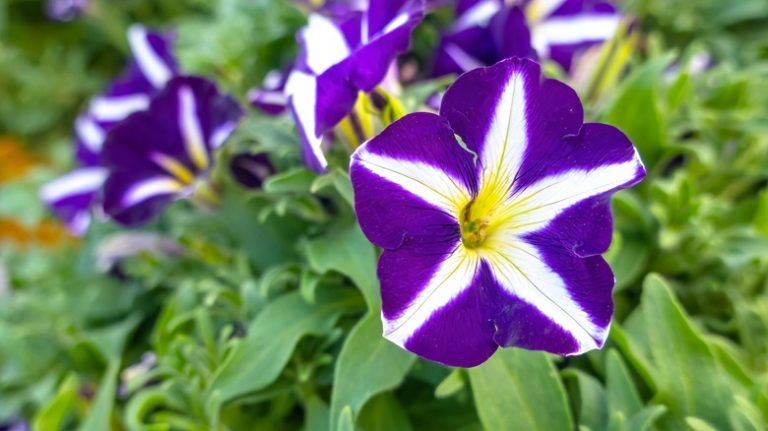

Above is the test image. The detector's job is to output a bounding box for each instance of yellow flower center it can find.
[458,178,512,249]
[460,201,490,249]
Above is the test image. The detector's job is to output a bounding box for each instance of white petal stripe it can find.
[40,167,107,203]
[127,25,173,88]
[444,44,486,73]
[90,94,150,122]
[178,86,209,169]
[503,155,643,236]
[354,150,472,216]
[532,14,620,56]
[479,69,528,195]
[75,116,106,152]
[302,14,350,75]
[454,0,501,31]
[482,240,607,353]
[285,71,328,170]
[122,176,183,207]
[383,247,480,347]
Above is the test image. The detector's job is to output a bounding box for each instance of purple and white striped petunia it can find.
[434,0,621,76]
[41,25,178,234]
[101,76,242,226]
[285,0,424,172]
[350,58,645,367]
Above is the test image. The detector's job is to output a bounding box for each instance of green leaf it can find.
[607,234,650,292]
[357,393,413,431]
[435,369,466,399]
[338,407,355,431]
[564,369,608,431]
[33,374,80,431]
[78,359,120,431]
[329,313,415,430]
[606,349,643,418]
[207,290,357,411]
[603,54,674,167]
[304,395,330,431]
[638,275,735,429]
[468,349,573,431]
[124,388,172,431]
[305,224,379,310]
[685,417,720,431]
[310,169,355,207]
[263,168,317,194]
[623,406,668,431]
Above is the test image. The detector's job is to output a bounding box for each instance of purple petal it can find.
[490,6,536,63]
[350,112,477,247]
[433,26,495,76]
[366,0,408,36]
[102,173,183,227]
[345,1,424,92]
[74,115,107,167]
[389,257,499,368]
[40,167,106,235]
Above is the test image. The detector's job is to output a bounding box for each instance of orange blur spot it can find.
[0,137,41,184]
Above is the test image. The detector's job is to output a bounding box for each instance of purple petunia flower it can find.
[434,0,621,76]
[350,58,645,367]
[41,25,178,234]
[284,0,425,173]
[100,76,242,226]
[46,0,89,21]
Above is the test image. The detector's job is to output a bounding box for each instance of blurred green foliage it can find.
[2,0,768,430]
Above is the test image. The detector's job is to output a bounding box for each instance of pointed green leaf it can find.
[564,369,608,431]
[469,349,573,431]
[640,275,735,429]
[305,224,379,309]
[329,314,415,430]
[358,393,413,431]
[208,290,357,410]
[606,349,643,417]
[79,359,120,431]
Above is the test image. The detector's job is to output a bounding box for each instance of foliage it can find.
[2,0,768,430]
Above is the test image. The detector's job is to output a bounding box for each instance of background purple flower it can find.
[248,69,290,116]
[101,76,242,226]
[41,25,178,234]
[229,153,275,189]
[285,0,425,172]
[350,57,645,367]
[434,0,621,76]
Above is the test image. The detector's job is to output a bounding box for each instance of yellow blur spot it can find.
[0,218,74,248]
[152,153,197,185]
[337,92,375,149]
[188,140,210,171]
